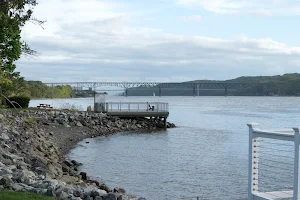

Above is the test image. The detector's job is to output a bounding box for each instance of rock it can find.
[102,193,118,200]
[64,160,73,167]
[95,196,104,200]
[56,118,65,125]
[0,132,10,140]
[138,198,147,200]
[12,183,24,191]
[114,187,126,194]
[0,114,4,120]
[0,175,13,188]
[71,160,82,166]
[73,189,82,197]
[56,190,69,200]
[100,184,112,193]
[90,189,101,198]
[80,172,87,180]
[76,122,83,127]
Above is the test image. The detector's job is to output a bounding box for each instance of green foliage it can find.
[27,81,75,99]
[0,190,54,200]
[230,73,300,96]
[9,95,30,108]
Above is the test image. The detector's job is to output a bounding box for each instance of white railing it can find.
[104,102,169,112]
[248,123,300,200]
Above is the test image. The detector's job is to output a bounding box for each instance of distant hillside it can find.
[125,73,300,96]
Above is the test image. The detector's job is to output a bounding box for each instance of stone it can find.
[76,122,83,127]
[80,172,87,180]
[90,189,101,198]
[102,193,118,200]
[73,189,82,197]
[100,184,112,193]
[71,160,82,166]
[12,183,24,191]
[64,160,73,167]
[95,197,104,200]
[114,187,126,194]
[56,190,69,200]
[0,133,10,140]
[138,198,146,200]
[0,175,13,188]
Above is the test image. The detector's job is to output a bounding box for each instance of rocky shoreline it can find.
[0,109,175,200]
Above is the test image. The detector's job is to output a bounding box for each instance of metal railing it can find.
[104,102,169,112]
[247,123,300,200]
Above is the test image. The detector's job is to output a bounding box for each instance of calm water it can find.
[30,97,300,200]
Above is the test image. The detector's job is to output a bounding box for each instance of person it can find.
[148,104,152,111]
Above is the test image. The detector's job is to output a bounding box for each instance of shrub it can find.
[8,96,31,108]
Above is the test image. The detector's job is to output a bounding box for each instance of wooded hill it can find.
[125,73,300,96]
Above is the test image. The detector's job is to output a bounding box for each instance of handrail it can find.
[103,102,169,112]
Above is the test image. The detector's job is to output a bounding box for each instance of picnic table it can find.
[37,104,53,109]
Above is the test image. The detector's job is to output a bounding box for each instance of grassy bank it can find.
[0,190,54,200]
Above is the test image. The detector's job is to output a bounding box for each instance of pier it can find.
[97,102,169,128]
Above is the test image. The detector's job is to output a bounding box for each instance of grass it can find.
[0,190,54,200]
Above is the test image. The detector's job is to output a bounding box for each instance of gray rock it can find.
[70,197,82,200]
[100,184,112,193]
[0,175,13,188]
[90,189,101,197]
[102,193,118,200]
[76,122,83,127]
[114,187,126,194]
[0,132,10,140]
[56,189,69,200]
[95,196,104,200]
[73,189,82,197]
[80,172,87,180]
[138,198,147,200]
[12,183,24,191]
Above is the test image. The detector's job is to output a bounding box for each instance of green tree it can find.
[0,0,43,100]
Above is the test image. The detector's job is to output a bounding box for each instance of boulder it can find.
[114,187,126,194]
[76,122,83,127]
[99,184,112,193]
[102,193,118,200]
[12,183,24,192]
[0,175,13,188]
[0,133,10,140]
[80,172,87,180]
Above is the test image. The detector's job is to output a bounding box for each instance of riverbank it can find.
[0,109,175,200]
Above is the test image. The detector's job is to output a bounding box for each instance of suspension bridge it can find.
[44,81,263,96]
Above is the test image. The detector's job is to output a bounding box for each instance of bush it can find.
[8,96,31,108]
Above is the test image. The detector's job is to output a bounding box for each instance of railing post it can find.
[247,123,260,200]
[293,127,300,200]
[128,102,130,111]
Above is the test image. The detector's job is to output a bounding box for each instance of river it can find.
[29,96,300,200]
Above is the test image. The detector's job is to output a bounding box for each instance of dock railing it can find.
[104,102,169,112]
[248,123,300,200]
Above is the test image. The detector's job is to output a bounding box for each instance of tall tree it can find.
[0,0,42,95]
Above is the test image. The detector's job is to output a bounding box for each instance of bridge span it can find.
[44,81,263,96]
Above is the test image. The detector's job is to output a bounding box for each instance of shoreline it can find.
[0,109,175,200]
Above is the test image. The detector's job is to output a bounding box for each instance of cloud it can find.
[180,15,202,22]
[174,0,300,16]
[17,0,300,82]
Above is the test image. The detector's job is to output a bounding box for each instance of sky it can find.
[17,0,300,82]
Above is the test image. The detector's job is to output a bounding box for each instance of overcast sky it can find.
[17,0,300,82]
